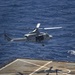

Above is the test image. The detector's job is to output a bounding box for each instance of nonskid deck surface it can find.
[0,59,75,75]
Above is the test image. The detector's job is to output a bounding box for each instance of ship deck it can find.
[0,59,75,75]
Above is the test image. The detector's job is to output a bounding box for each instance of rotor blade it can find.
[40,27,62,30]
[36,23,40,28]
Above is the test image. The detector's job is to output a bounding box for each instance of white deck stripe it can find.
[0,59,49,71]
[19,59,41,67]
[29,61,52,75]
[0,59,19,71]
[19,59,48,68]
[63,69,71,74]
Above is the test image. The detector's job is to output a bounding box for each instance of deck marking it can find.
[0,59,48,72]
[67,69,71,73]
[19,59,48,68]
[63,69,71,74]
[19,59,41,67]
[29,61,52,75]
[0,59,19,71]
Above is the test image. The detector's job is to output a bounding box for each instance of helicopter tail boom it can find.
[4,33,27,42]
[10,37,27,42]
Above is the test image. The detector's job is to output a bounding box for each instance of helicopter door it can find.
[36,35,44,42]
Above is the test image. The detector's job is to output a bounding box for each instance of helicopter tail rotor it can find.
[3,31,11,41]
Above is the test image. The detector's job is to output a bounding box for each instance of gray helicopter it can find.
[4,23,62,46]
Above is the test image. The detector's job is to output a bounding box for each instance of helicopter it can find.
[4,23,62,46]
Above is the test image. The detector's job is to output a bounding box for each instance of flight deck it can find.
[0,59,75,75]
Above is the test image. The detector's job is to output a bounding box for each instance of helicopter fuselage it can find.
[24,32,52,43]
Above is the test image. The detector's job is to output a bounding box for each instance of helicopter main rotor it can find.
[25,23,62,30]
[36,23,62,30]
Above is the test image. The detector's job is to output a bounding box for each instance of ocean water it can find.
[0,0,75,67]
